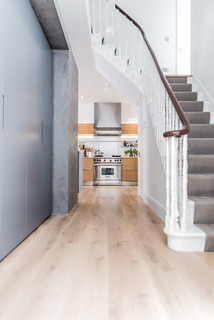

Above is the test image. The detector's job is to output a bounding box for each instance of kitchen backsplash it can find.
[78,136,138,157]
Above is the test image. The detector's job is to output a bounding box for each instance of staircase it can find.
[167,76,214,251]
[87,0,214,251]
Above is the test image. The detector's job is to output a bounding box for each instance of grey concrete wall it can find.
[52,50,78,214]
[68,50,79,210]
[29,0,68,49]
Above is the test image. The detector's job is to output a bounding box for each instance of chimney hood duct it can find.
[94,103,121,136]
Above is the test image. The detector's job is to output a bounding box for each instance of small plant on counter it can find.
[124,149,130,157]
[134,149,138,157]
[129,149,133,157]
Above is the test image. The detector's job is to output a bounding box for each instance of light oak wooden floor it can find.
[1,186,214,320]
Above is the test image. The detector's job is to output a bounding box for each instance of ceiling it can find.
[55,0,132,105]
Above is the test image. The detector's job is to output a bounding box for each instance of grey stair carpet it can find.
[188,155,214,173]
[189,124,214,138]
[195,224,214,251]
[190,196,214,223]
[188,138,214,154]
[179,101,204,112]
[167,75,214,251]
[171,84,192,92]
[167,76,187,84]
[188,174,214,196]
[185,112,210,124]
[174,92,198,101]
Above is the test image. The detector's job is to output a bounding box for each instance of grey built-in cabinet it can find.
[0,0,53,260]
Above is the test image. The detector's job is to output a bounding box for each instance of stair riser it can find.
[188,125,214,138]
[188,139,214,154]
[185,112,210,124]
[171,84,192,92]
[166,77,187,84]
[180,101,204,112]
[189,197,214,224]
[175,92,198,101]
[188,156,214,173]
[188,175,214,196]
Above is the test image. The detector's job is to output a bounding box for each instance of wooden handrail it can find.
[115,5,190,138]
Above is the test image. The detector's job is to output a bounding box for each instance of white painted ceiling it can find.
[55,0,132,105]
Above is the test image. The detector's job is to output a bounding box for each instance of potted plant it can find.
[124,149,130,157]
[129,149,133,157]
[134,149,138,157]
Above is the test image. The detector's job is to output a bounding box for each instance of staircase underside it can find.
[167,75,214,252]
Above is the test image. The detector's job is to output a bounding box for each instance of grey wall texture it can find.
[29,0,68,49]
[52,50,78,214]
[68,50,79,211]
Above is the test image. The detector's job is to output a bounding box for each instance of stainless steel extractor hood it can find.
[94,102,121,136]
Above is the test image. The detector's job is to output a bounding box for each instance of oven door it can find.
[100,166,117,180]
[94,164,121,185]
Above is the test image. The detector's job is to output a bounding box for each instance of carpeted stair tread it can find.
[189,124,214,138]
[166,76,187,84]
[189,196,214,224]
[195,224,214,251]
[188,174,214,196]
[175,92,198,101]
[188,155,214,173]
[185,112,210,124]
[179,101,204,112]
[188,138,214,154]
[170,84,192,92]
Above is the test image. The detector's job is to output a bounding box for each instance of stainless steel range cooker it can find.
[93,157,122,186]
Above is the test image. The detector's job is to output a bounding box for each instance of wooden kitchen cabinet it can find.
[122,158,138,182]
[121,123,138,135]
[78,123,94,135]
[83,158,94,181]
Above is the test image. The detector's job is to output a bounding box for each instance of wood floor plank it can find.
[1,186,214,319]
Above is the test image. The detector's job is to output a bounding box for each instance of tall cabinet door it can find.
[0,0,28,259]
[26,6,52,234]
[0,0,4,259]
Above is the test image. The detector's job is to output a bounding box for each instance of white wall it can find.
[78,103,94,123]
[122,103,138,123]
[177,0,191,74]
[78,103,138,123]
[116,0,177,74]
[191,0,214,102]
[142,98,166,221]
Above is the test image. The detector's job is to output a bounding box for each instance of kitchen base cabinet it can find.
[122,170,138,181]
[83,158,94,183]
[122,158,138,185]
[83,170,94,181]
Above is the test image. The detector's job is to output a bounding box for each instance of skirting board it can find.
[142,192,165,222]
[83,181,93,186]
[122,181,138,186]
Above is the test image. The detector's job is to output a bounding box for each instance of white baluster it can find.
[181,135,188,231]
[165,137,170,229]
